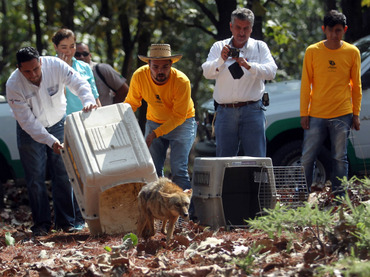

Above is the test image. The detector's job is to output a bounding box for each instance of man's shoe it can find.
[74,223,86,231]
[63,226,76,233]
[32,228,49,237]
[54,225,76,233]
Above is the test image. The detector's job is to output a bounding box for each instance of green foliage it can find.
[336,176,370,254]
[339,176,370,199]
[123,233,138,246]
[5,232,15,246]
[318,255,370,277]
[103,233,138,253]
[246,202,335,240]
[363,0,370,8]
[263,0,325,80]
[234,242,264,274]
[243,176,370,276]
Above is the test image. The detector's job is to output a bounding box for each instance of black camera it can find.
[228,47,240,58]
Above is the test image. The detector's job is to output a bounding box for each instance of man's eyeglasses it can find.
[75,51,90,58]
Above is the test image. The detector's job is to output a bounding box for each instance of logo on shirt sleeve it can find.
[9,99,21,105]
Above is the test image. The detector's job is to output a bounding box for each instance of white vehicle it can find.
[0,95,22,182]
[196,35,370,183]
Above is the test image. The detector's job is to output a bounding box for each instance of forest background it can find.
[1,0,370,126]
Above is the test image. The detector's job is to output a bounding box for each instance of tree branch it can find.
[264,0,283,8]
[190,0,218,28]
[157,5,216,39]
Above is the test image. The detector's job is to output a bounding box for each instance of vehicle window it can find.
[353,35,370,90]
[353,35,370,62]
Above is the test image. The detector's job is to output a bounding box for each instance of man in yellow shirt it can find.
[300,10,362,196]
[124,44,196,190]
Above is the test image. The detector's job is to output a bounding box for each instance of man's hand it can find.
[52,141,64,154]
[82,104,98,112]
[301,116,310,130]
[352,115,360,131]
[235,57,251,70]
[221,45,231,61]
[146,131,157,148]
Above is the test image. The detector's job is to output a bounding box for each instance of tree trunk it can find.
[134,26,151,134]
[215,0,237,40]
[99,0,114,65]
[0,0,8,92]
[31,0,43,54]
[43,0,55,28]
[341,0,363,42]
[325,0,337,11]
[119,1,150,134]
[246,0,266,40]
[60,0,75,30]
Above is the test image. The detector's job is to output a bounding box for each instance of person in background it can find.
[52,28,101,230]
[202,7,277,158]
[6,46,97,236]
[75,42,129,105]
[124,44,197,191]
[300,10,362,196]
[52,28,101,114]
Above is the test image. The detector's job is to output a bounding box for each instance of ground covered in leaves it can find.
[0,179,369,276]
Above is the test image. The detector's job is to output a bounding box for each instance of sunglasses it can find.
[75,51,90,57]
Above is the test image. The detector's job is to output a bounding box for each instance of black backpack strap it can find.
[95,64,117,92]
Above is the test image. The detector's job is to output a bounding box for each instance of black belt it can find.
[219,101,257,108]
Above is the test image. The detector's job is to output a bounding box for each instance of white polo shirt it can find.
[6,56,95,148]
[202,37,277,104]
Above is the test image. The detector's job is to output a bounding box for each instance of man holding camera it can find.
[202,8,277,157]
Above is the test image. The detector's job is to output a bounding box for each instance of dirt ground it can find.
[0,179,368,276]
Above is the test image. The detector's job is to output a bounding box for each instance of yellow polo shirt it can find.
[124,65,195,137]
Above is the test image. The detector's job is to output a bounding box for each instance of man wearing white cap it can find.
[124,44,197,191]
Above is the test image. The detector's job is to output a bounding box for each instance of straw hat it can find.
[138,44,182,63]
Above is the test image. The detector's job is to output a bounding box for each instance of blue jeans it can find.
[145,117,197,190]
[301,114,352,194]
[17,117,75,232]
[215,101,266,157]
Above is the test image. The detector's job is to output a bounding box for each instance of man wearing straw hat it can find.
[124,44,197,191]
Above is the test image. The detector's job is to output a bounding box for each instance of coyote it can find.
[137,177,192,242]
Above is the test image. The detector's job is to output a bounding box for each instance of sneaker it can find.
[74,223,86,231]
[63,226,77,233]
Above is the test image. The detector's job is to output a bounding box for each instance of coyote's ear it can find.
[184,189,192,197]
[159,191,172,201]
